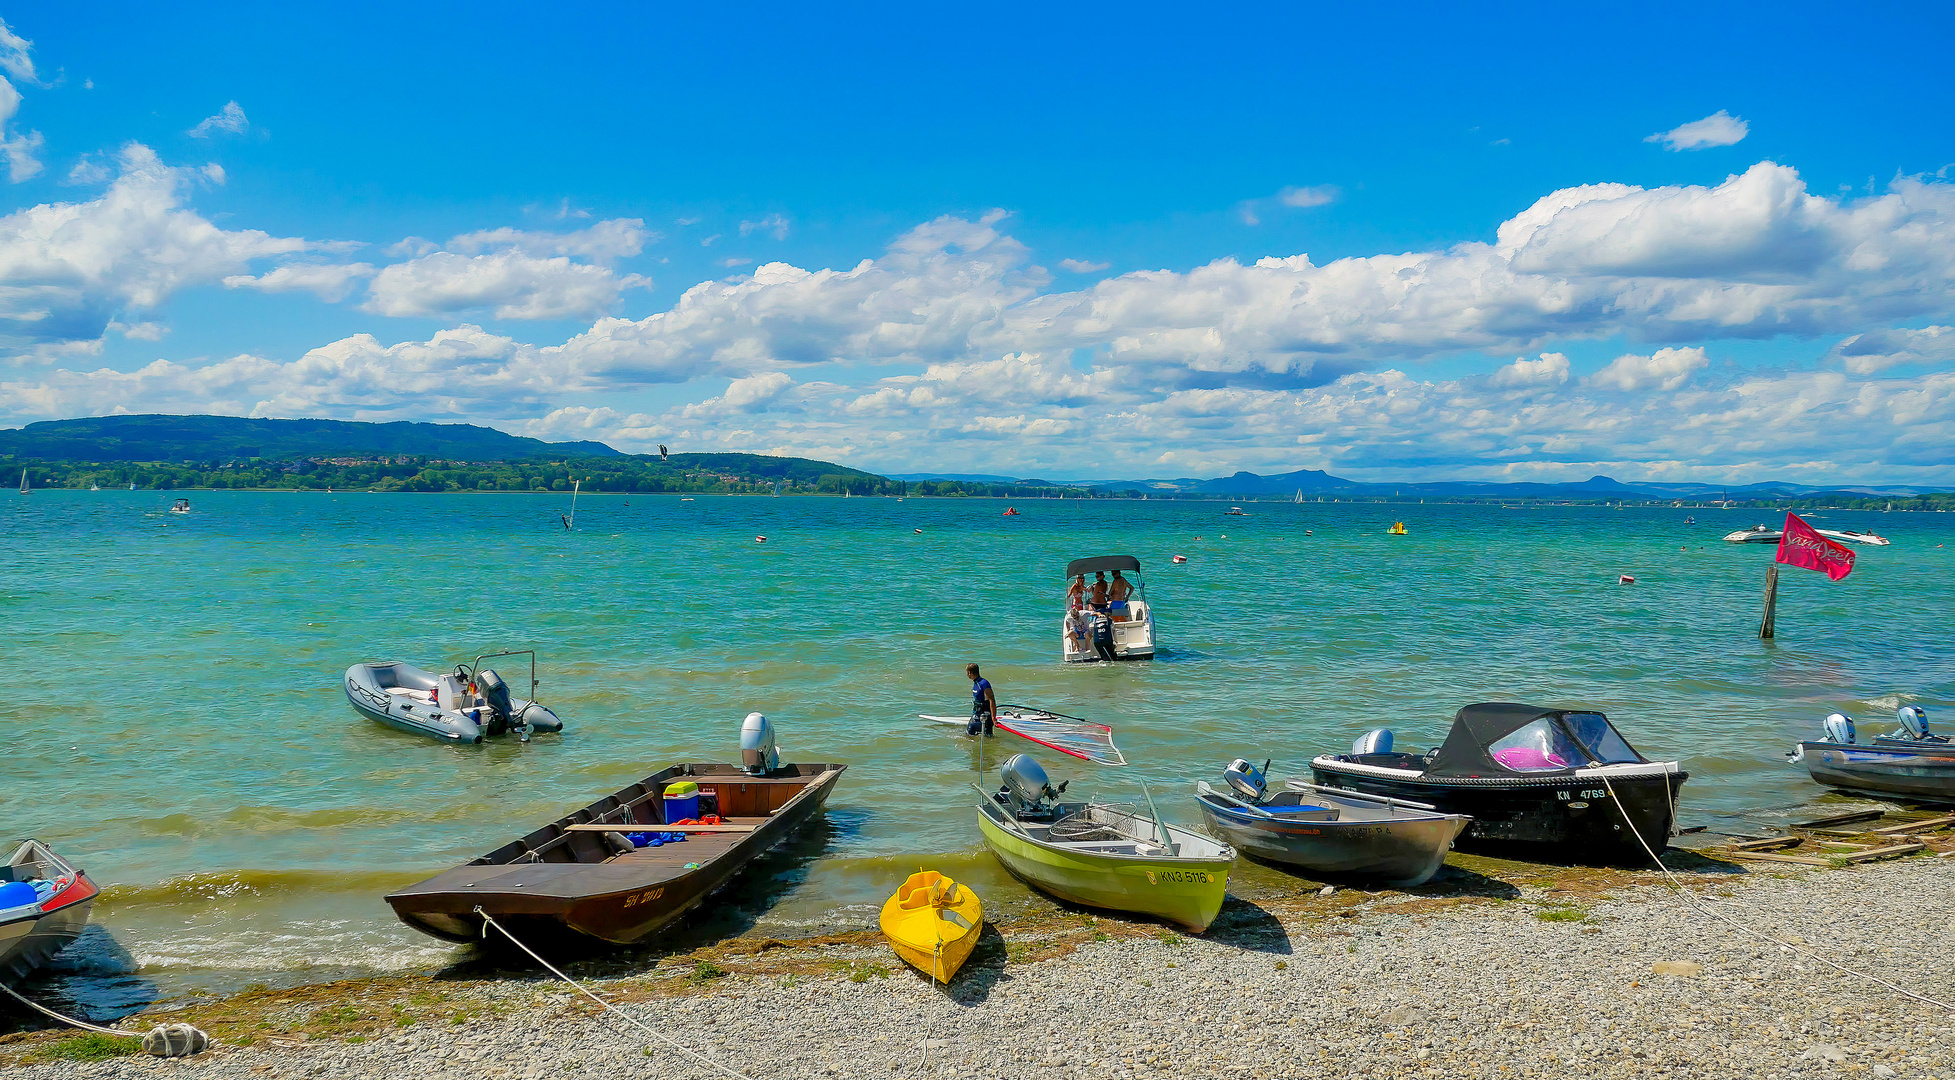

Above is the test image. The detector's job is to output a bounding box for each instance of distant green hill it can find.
[0,414,622,462]
[0,413,920,495]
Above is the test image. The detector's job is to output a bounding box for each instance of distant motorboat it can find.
[1723,524,1890,545]
[1224,506,1248,516]
[169,498,191,514]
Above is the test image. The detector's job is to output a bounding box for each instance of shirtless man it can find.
[1089,572,1110,611]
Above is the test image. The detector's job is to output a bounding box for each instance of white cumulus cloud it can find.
[1646,110,1748,151]
[188,101,250,139]
[1828,325,1955,374]
[0,19,42,181]
[738,214,790,240]
[1058,258,1110,273]
[1587,347,1710,392]
[223,262,377,302]
[448,218,653,259]
[364,251,647,320]
[0,143,311,353]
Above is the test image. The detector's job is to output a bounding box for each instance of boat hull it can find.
[1310,758,1685,861]
[0,852,97,986]
[1796,741,1955,803]
[386,764,845,949]
[1193,792,1466,887]
[975,810,1229,932]
[880,872,983,983]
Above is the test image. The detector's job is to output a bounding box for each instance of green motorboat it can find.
[975,755,1233,932]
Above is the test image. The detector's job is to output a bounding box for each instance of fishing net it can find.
[1049,804,1146,843]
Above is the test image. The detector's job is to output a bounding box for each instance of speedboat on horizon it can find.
[1722,523,1890,545]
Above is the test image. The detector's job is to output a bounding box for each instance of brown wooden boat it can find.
[386,760,846,949]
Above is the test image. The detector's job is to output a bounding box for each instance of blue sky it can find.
[3,2,1953,482]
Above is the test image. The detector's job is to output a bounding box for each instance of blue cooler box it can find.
[663,780,702,823]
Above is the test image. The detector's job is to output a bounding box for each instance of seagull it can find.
[658,444,669,461]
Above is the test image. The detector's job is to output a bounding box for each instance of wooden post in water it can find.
[1759,564,1780,639]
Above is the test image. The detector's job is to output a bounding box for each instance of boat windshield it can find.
[1487,719,1584,772]
[1561,712,1642,765]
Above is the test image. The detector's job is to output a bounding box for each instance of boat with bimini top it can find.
[1063,555,1155,662]
[1,840,98,985]
[1194,759,1468,886]
[386,713,846,950]
[1310,704,1686,861]
[1790,706,1955,804]
[344,651,564,744]
[975,754,1231,931]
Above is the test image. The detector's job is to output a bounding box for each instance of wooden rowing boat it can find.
[386,762,846,950]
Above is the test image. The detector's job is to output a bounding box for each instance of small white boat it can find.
[344,651,564,744]
[169,498,191,514]
[1224,506,1248,516]
[1723,524,1890,545]
[15,469,25,495]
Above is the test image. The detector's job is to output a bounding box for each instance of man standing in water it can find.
[966,663,996,737]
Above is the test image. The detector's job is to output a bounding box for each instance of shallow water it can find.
[3,490,1951,1015]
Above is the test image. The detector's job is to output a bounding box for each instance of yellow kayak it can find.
[879,871,983,983]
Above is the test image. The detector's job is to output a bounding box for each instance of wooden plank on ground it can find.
[1870,813,1955,835]
[563,823,756,834]
[1841,842,1925,863]
[1790,809,1885,830]
[1723,850,1834,866]
[1727,836,1802,852]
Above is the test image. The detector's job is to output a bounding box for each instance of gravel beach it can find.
[5,853,1953,1079]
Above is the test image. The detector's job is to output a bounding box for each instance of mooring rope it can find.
[0,982,132,1037]
[1600,773,1955,1013]
[473,908,757,1080]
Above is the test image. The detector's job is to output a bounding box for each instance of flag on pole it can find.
[1775,512,1855,581]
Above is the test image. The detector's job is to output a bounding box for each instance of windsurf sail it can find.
[995,705,1127,766]
[918,706,1128,766]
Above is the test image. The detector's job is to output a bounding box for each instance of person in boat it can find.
[1066,574,1086,609]
[1107,570,1133,620]
[966,663,996,737]
[1089,572,1110,612]
[1065,606,1090,656]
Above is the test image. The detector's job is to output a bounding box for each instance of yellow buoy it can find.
[879,871,983,983]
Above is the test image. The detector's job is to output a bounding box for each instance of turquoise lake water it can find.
[3,490,1951,1014]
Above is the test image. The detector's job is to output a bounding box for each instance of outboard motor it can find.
[476,669,513,723]
[1351,728,1394,756]
[1898,705,1931,740]
[1823,713,1856,745]
[741,712,780,776]
[1223,758,1268,801]
[999,754,1066,815]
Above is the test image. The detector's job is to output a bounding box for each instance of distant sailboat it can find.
[17,468,26,495]
[90,483,99,491]
[773,479,783,498]
[1294,489,1302,504]
[128,481,135,490]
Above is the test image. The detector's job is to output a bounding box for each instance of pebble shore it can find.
[5,854,1953,1079]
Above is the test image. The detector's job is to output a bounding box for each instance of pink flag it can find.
[1775,512,1855,581]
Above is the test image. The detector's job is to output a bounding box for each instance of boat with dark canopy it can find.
[1309,703,1686,861]
[386,714,844,951]
[1062,555,1155,662]
[1790,706,1955,803]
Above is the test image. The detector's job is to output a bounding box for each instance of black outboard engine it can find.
[475,668,514,736]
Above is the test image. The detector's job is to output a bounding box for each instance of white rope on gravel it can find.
[1602,770,1955,1013]
[473,908,757,1080]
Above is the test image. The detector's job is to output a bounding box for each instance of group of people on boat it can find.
[1064,570,1134,661]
